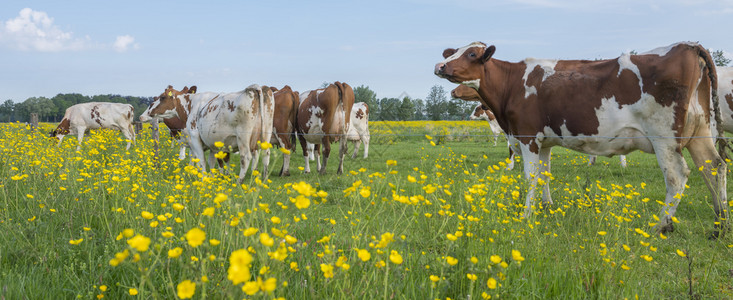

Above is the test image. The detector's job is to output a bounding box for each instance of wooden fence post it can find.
[30,113,39,130]
[151,118,160,163]
[134,121,143,134]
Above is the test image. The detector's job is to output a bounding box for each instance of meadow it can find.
[0,121,731,299]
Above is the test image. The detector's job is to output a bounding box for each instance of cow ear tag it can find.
[168,91,172,97]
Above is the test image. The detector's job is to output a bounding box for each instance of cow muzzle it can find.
[434,63,447,77]
[139,114,153,123]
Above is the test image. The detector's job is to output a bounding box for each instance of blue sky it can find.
[1,0,732,103]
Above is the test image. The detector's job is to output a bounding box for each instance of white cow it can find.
[468,104,503,146]
[718,66,733,133]
[51,102,136,150]
[346,102,370,159]
[140,84,274,182]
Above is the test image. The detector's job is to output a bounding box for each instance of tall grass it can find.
[0,121,731,299]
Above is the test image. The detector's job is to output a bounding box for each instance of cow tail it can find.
[333,81,349,135]
[290,91,299,153]
[697,45,727,160]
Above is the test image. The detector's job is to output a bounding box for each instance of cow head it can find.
[435,42,495,90]
[451,84,482,101]
[139,85,190,122]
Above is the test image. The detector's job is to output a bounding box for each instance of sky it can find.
[1,0,732,103]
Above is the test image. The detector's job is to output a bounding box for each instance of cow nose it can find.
[434,63,446,75]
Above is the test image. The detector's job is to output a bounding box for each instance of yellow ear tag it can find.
[168,91,172,97]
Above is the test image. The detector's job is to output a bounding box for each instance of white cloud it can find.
[0,8,92,51]
[0,8,138,52]
[114,35,139,52]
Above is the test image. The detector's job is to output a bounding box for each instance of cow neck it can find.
[175,95,190,121]
[478,58,524,133]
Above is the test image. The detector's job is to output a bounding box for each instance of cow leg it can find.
[363,134,369,159]
[251,149,261,172]
[314,144,322,172]
[121,127,134,150]
[520,144,540,219]
[653,145,691,235]
[318,143,329,174]
[506,139,517,171]
[337,136,347,174]
[260,148,271,180]
[280,153,291,176]
[76,129,86,151]
[237,149,254,184]
[687,139,728,237]
[178,145,187,160]
[351,140,361,159]
[588,155,597,166]
[538,147,553,208]
[298,135,311,174]
[308,143,316,161]
[619,155,627,168]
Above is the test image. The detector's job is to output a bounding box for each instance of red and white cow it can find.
[140,84,274,182]
[297,81,355,174]
[269,86,300,176]
[718,66,733,133]
[146,85,197,160]
[436,41,727,236]
[51,102,136,150]
[468,105,503,146]
[346,102,370,159]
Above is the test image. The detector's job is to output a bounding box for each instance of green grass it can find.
[0,122,731,299]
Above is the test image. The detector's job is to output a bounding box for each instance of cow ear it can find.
[482,45,496,63]
[443,48,457,59]
[181,86,189,93]
[189,86,197,94]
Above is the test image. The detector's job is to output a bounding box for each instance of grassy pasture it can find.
[0,121,731,299]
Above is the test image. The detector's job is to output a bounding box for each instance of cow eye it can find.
[468,52,476,58]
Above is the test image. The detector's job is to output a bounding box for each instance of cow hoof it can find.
[280,171,290,177]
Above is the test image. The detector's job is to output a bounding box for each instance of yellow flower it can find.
[228,249,253,285]
[262,277,277,292]
[467,273,477,281]
[242,281,259,295]
[389,250,403,264]
[141,211,154,219]
[321,263,334,278]
[446,256,458,266]
[214,151,227,160]
[446,233,458,241]
[244,227,259,236]
[210,239,221,246]
[128,288,138,295]
[260,233,274,247]
[676,249,687,257]
[185,228,206,248]
[99,285,107,292]
[511,249,525,262]
[430,275,440,282]
[487,277,497,289]
[280,147,291,155]
[202,207,215,217]
[214,141,224,148]
[359,188,371,198]
[357,249,371,261]
[259,141,273,150]
[168,247,183,258]
[214,193,228,204]
[127,235,151,252]
[597,231,607,236]
[490,255,502,264]
[285,235,298,244]
[172,203,185,211]
[386,160,397,166]
[69,238,84,245]
[271,216,281,224]
[294,195,311,209]
[176,280,196,299]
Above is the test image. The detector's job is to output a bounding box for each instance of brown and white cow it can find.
[436,41,727,235]
[347,102,370,159]
[146,85,197,160]
[51,102,136,150]
[140,84,274,182]
[269,85,300,176]
[297,81,355,174]
[718,66,733,133]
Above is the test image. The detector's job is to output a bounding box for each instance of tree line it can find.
[0,85,480,123]
[0,94,154,123]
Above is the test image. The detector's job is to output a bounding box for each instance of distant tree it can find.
[353,85,378,119]
[425,85,448,120]
[320,82,330,89]
[412,99,426,120]
[0,100,14,122]
[629,50,638,55]
[711,49,731,67]
[398,97,415,120]
[378,97,401,121]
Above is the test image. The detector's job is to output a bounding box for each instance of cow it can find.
[146,85,197,160]
[51,102,136,150]
[140,84,274,182]
[719,66,733,133]
[468,105,503,146]
[347,102,370,159]
[435,41,727,236]
[297,81,355,174]
[268,86,300,176]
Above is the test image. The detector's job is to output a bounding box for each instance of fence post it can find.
[134,121,143,134]
[151,118,160,163]
[30,113,39,130]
